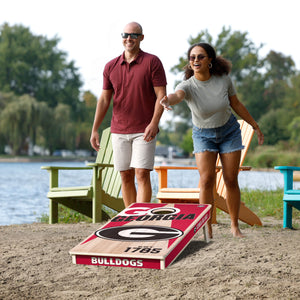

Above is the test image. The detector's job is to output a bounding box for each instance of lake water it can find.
[0,161,299,226]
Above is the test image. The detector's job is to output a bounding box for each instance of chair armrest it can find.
[154,166,198,190]
[41,166,92,170]
[274,166,300,191]
[41,166,93,189]
[239,166,251,171]
[86,163,114,168]
[154,166,198,171]
[275,166,300,171]
[154,165,252,190]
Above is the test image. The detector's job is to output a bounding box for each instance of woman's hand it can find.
[160,96,172,111]
[255,127,264,145]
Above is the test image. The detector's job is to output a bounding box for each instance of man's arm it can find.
[90,89,113,151]
[143,86,166,142]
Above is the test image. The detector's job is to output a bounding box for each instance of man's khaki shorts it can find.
[111,133,156,171]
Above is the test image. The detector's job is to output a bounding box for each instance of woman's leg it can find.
[220,150,244,237]
[195,151,218,238]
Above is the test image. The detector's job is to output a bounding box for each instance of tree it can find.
[260,51,297,113]
[288,116,300,150]
[0,94,47,154]
[282,73,300,115]
[51,104,76,151]
[0,23,82,117]
[180,128,193,155]
[263,50,296,83]
[214,27,263,83]
[258,108,290,145]
[237,71,266,120]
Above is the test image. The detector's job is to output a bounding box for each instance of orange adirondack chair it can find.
[154,120,262,226]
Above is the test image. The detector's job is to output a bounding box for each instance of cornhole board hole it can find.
[70,203,211,270]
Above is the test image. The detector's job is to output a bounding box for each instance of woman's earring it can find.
[208,63,212,69]
[188,64,192,70]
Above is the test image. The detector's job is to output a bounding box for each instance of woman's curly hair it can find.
[184,43,232,80]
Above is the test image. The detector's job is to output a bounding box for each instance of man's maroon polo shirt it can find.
[103,50,167,134]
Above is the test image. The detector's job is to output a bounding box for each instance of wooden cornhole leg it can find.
[203,224,210,243]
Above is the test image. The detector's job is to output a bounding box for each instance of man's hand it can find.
[143,124,158,142]
[90,131,100,151]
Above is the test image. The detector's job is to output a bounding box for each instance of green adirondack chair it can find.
[41,127,124,224]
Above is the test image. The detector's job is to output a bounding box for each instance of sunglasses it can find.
[121,33,142,39]
[189,55,207,61]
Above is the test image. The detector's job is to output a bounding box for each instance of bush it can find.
[245,146,300,168]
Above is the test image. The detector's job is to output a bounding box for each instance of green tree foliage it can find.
[236,72,266,120]
[288,116,300,150]
[0,23,82,116]
[52,104,76,151]
[0,94,47,154]
[0,24,115,155]
[180,128,193,155]
[264,50,296,83]
[214,27,262,83]
[282,73,300,113]
[258,109,290,145]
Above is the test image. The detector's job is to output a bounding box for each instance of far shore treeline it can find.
[1,23,300,168]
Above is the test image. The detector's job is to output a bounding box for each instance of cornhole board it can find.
[69,203,211,270]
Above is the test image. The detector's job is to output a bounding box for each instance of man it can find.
[90,22,167,207]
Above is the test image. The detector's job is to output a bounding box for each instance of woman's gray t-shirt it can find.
[175,75,236,128]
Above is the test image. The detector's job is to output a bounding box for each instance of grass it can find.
[38,188,300,226]
[229,188,299,229]
[240,188,286,219]
[38,206,93,224]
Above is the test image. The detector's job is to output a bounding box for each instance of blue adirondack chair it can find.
[42,128,124,224]
[275,166,300,229]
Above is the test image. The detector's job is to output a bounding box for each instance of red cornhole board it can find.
[69,203,211,270]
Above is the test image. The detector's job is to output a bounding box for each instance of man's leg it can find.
[135,168,152,203]
[131,134,156,203]
[111,133,136,207]
[120,169,136,207]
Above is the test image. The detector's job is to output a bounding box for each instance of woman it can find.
[160,43,264,238]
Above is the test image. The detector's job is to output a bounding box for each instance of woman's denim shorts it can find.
[192,114,245,154]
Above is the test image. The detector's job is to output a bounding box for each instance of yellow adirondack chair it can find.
[154,120,262,226]
[41,128,124,224]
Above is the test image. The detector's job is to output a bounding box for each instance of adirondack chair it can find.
[154,120,262,226]
[41,127,124,224]
[274,166,300,229]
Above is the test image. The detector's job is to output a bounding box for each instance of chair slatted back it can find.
[95,128,121,198]
[216,120,254,198]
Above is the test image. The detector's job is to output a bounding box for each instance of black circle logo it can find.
[95,225,183,241]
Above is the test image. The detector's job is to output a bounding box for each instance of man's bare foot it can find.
[231,226,245,238]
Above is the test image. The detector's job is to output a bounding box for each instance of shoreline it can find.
[0,156,284,172]
[0,156,94,163]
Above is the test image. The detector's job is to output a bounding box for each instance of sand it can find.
[0,216,299,300]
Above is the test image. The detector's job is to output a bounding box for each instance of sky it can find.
[1,0,300,99]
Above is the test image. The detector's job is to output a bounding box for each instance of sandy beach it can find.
[0,215,299,300]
